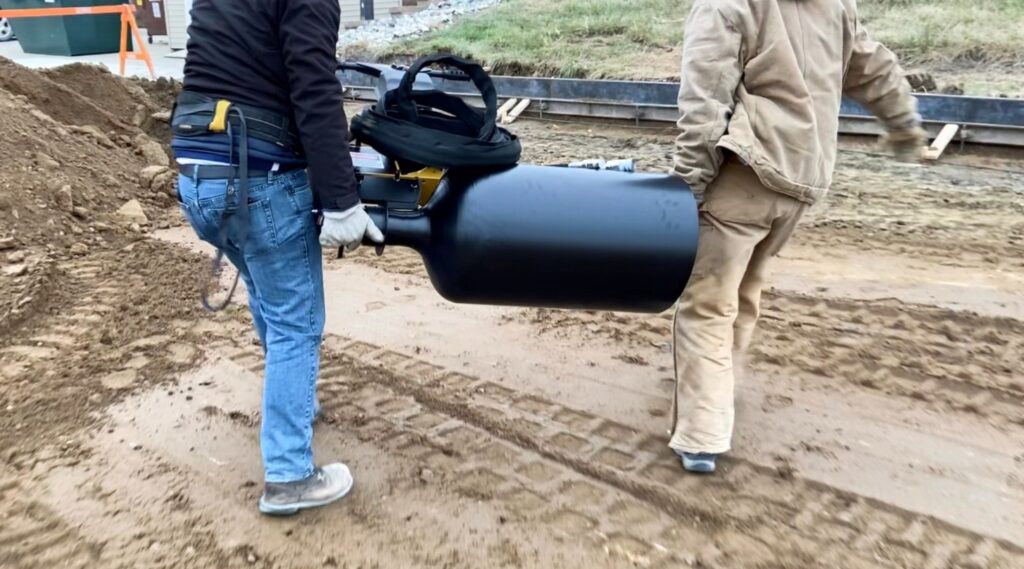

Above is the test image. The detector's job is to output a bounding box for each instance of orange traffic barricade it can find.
[0,4,155,78]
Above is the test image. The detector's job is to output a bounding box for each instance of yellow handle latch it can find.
[209,100,232,133]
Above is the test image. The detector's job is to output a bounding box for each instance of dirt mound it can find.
[132,75,182,112]
[0,57,132,135]
[42,63,156,122]
[130,76,182,147]
[0,88,171,246]
[43,62,176,146]
[0,61,179,335]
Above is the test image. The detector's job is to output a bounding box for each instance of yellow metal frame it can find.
[405,167,445,205]
[388,159,445,205]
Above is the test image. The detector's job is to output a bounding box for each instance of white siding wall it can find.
[166,0,192,50]
[340,0,361,24]
[167,0,406,46]
[375,0,402,20]
[340,0,404,25]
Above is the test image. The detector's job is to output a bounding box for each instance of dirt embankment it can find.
[0,58,131,134]
[41,62,180,153]
[131,75,183,111]
[0,58,179,342]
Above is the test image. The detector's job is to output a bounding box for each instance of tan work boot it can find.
[258,463,354,516]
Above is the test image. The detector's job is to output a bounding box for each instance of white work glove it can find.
[319,204,384,252]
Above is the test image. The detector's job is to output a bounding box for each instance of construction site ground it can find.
[1,59,1023,568]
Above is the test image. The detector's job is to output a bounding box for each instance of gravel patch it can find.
[337,0,504,52]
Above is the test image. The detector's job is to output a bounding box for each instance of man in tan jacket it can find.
[669,0,925,473]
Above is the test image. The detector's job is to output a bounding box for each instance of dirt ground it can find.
[2,60,1024,568]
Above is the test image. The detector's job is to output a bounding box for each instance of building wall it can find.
[341,0,404,25]
[166,0,404,50]
[166,0,191,51]
[375,0,403,21]
[340,0,361,23]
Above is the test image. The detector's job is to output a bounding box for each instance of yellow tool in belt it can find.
[208,100,232,133]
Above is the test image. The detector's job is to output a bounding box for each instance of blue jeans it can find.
[178,169,324,483]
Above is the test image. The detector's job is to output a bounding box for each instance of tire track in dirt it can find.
[514,290,1024,427]
[211,334,820,568]
[755,293,1024,419]
[1,459,267,569]
[0,240,205,457]
[0,257,61,343]
[0,256,108,384]
[339,244,1024,425]
[0,475,103,569]
[6,297,1019,568]
[311,374,713,568]
[0,243,269,569]
[800,151,1024,274]
[271,333,1024,568]
[21,327,708,569]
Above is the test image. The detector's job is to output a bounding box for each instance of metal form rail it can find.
[337,65,1024,147]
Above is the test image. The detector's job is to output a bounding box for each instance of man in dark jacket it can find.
[172,0,381,515]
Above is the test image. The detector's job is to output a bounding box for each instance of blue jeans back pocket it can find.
[267,172,315,247]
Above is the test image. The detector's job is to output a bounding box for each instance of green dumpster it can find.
[4,0,130,56]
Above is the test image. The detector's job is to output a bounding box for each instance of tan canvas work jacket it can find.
[672,0,920,203]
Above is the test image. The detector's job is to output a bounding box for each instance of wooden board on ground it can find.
[925,124,961,161]
[503,98,532,125]
[497,98,519,124]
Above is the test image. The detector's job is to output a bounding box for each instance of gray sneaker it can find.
[258,463,354,516]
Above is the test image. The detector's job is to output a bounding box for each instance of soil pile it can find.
[132,75,183,112]
[42,63,155,121]
[0,57,131,135]
[0,60,205,459]
[0,59,179,336]
[42,62,176,147]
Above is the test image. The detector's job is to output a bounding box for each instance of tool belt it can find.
[172,91,302,154]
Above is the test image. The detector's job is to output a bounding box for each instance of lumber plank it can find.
[497,98,519,123]
[924,124,960,160]
[503,98,532,124]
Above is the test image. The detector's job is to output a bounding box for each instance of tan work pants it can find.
[669,159,808,454]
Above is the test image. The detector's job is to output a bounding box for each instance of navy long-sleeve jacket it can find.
[179,0,358,211]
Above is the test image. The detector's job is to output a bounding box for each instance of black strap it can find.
[403,91,484,136]
[390,54,500,139]
[200,105,249,313]
[350,54,522,170]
